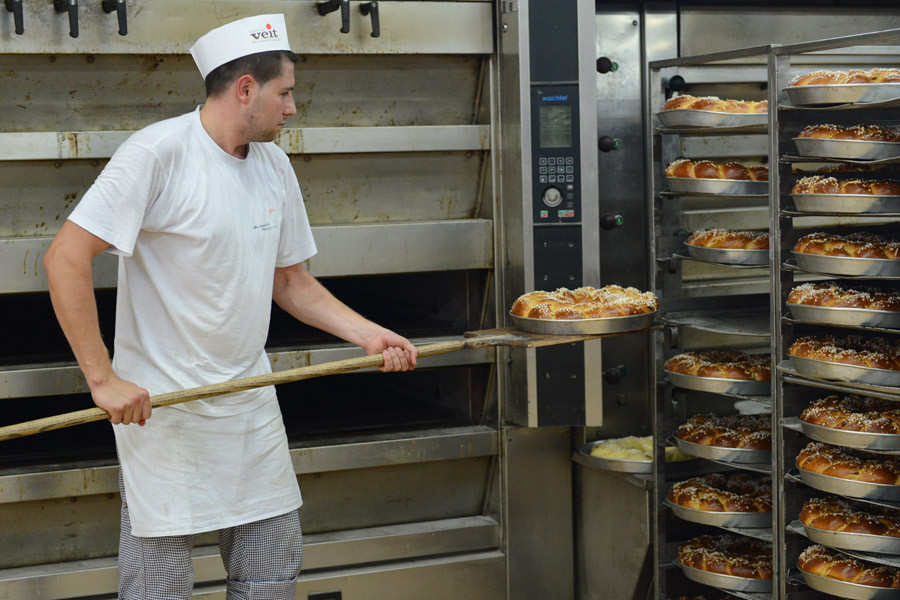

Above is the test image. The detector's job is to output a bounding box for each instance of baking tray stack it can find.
[775,55,900,600]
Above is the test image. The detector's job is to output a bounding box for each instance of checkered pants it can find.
[117,472,303,600]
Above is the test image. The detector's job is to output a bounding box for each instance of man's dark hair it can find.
[204,50,298,98]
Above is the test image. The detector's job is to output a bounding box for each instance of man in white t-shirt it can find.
[41,14,417,600]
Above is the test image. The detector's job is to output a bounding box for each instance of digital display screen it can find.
[539,105,572,148]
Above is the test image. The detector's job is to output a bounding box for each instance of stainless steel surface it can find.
[785,83,900,106]
[793,251,900,278]
[797,465,900,501]
[657,109,767,128]
[664,499,772,528]
[2,221,494,292]
[801,521,900,554]
[789,304,900,329]
[674,437,772,464]
[2,340,493,400]
[666,177,768,196]
[799,420,900,451]
[0,0,493,55]
[793,138,900,161]
[2,543,504,600]
[666,371,771,396]
[792,193,900,215]
[503,427,574,600]
[0,426,498,504]
[685,243,769,267]
[663,308,771,337]
[801,569,900,600]
[790,355,900,387]
[680,11,900,56]
[0,125,490,161]
[574,461,652,600]
[676,560,772,592]
[509,311,656,336]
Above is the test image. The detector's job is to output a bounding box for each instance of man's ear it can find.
[235,74,255,104]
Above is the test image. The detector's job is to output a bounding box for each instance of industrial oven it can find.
[4,2,900,600]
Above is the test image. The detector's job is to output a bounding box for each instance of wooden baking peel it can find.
[0,325,658,442]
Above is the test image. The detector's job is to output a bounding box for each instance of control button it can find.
[539,166,547,174]
[558,209,575,218]
[565,166,574,174]
[539,175,548,183]
[549,175,557,183]
[601,214,625,230]
[555,166,564,174]
[599,136,621,152]
[566,157,573,165]
[548,157,556,166]
[557,156,565,164]
[539,157,547,166]
[566,175,574,183]
[542,186,563,207]
[566,184,575,191]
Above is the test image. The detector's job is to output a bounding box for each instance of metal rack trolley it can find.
[768,28,900,600]
[648,45,776,600]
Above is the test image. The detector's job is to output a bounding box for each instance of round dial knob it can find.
[542,186,563,207]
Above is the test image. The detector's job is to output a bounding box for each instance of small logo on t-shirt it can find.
[253,208,280,232]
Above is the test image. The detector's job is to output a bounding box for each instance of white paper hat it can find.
[190,14,291,80]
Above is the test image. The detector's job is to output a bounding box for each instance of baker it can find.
[42,14,417,599]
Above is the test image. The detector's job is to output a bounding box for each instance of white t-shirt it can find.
[68,107,316,535]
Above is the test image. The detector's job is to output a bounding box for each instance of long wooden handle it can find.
[0,340,465,443]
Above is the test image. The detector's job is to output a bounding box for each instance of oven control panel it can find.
[531,85,580,224]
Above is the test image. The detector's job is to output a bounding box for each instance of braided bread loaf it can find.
[666,159,768,181]
[677,534,772,579]
[798,124,900,142]
[662,94,768,113]
[797,441,900,485]
[667,473,772,513]
[793,232,900,259]
[788,282,900,311]
[789,335,900,370]
[800,395,900,434]
[792,175,900,196]
[789,68,900,86]
[665,351,771,381]
[510,285,658,320]
[799,544,900,588]
[686,229,769,250]
[674,414,771,450]
[801,496,900,537]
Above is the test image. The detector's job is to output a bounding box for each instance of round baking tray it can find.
[801,521,900,554]
[509,310,656,335]
[674,436,771,464]
[788,304,900,329]
[785,83,900,107]
[791,193,900,214]
[685,243,769,266]
[800,569,900,600]
[576,440,651,473]
[665,370,770,396]
[789,354,900,387]
[799,420,900,451]
[792,251,900,278]
[796,464,900,501]
[665,176,767,196]
[676,560,772,592]
[664,498,771,527]
[793,138,900,161]
[657,109,768,128]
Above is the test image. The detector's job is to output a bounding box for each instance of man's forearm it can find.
[45,240,114,389]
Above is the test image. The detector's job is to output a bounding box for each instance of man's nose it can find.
[285,95,297,116]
